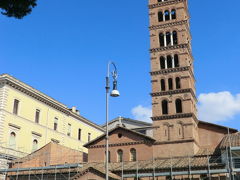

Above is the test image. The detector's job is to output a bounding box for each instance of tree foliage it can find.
[0,0,37,19]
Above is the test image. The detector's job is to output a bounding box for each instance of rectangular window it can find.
[88,133,91,142]
[35,109,40,123]
[13,99,19,115]
[54,117,58,131]
[67,123,71,136]
[78,128,81,141]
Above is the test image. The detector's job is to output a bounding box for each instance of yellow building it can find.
[0,74,104,169]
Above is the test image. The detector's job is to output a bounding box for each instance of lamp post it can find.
[105,62,120,180]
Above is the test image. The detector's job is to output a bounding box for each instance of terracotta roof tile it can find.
[219,132,240,149]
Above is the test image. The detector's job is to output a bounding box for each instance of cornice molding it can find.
[149,20,188,31]
[151,88,197,101]
[154,138,194,145]
[149,0,186,9]
[151,113,198,123]
[150,44,190,53]
[0,74,104,132]
[150,66,195,82]
[88,140,154,149]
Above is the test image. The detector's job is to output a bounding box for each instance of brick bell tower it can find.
[149,0,199,157]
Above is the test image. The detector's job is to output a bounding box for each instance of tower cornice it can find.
[149,0,186,9]
[150,66,196,82]
[151,113,198,123]
[150,88,197,102]
[150,44,191,53]
[149,20,189,31]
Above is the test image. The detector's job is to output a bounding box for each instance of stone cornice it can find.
[0,74,104,132]
[88,140,154,149]
[149,20,188,31]
[150,44,190,53]
[149,0,186,9]
[151,113,198,123]
[151,88,197,101]
[150,66,196,82]
[154,138,194,145]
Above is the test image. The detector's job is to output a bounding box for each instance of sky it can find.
[1,0,240,130]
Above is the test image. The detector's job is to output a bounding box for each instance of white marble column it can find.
[170,32,174,46]
[164,34,167,47]
[172,55,175,68]
[165,56,168,69]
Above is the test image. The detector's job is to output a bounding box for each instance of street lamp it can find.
[105,62,120,180]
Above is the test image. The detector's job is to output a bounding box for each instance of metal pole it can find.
[207,153,211,180]
[28,169,31,180]
[136,161,139,179]
[228,128,235,180]
[152,157,155,180]
[226,147,232,180]
[170,157,173,180]
[121,161,124,180]
[105,62,110,180]
[188,156,192,180]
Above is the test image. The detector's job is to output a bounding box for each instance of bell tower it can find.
[149,0,199,157]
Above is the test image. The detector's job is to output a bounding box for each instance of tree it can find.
[0,0,37,19]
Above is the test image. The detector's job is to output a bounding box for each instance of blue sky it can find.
[1,0,240,129]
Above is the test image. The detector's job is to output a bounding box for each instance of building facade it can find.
[0,74,104,173]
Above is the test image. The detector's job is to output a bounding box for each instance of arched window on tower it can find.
[32,139,38,152]
[173,31,178,45]
[158,11,163,22]
[117,149,123,162]
[176,77,181,89]
[175,99,183,113]
[9,132,16,149]
[162,100,168,115]
[164,10,170,21]
[160,56,166,69]
[168,78,173,90]
[161,79,166,91]
[167,55,173,68]
[130,148,137,162]
[174,54,179,67]
[171,9,176,20]
[159,33,165,47]
[166,32,171,46]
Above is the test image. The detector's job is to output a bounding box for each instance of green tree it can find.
[0,0,37,19]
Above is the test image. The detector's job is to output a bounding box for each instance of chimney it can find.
[71,106,77,113]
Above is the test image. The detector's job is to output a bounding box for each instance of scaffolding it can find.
[0,147,239,180]
[0,142,86,180]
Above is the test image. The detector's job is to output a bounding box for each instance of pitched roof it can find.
[219,132,240,149]
[72,155,224,174]
[84,125,156,148]
[198,120,238,132]
[71,165,120,180]
[102,117,152,128]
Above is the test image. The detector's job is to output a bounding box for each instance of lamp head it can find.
[110,80,120,97]
[110,89,120,97]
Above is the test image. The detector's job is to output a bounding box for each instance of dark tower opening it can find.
[162,100,168,115]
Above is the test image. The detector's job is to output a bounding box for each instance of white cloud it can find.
[198,91,240,122]
[131,105,152,123]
